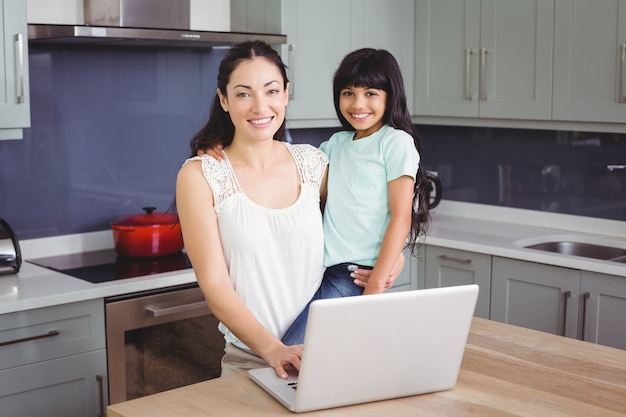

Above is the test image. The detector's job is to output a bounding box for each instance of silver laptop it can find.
[248,284,479,413]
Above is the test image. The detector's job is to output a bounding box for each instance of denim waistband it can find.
[327,262,374,271]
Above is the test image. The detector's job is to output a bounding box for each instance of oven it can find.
[105,283,224,404]
[26,249,225,405]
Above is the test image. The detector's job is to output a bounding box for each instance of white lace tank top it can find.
[186,142,328,349]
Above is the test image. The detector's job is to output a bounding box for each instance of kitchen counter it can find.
[0,230,197,314]
[1,201,624,315]
[106,317,626,417]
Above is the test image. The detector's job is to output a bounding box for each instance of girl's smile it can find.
[339,86,387,140]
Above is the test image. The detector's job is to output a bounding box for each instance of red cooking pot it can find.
[111,207,183,258]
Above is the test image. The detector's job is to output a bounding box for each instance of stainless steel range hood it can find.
[27,0,286,48]
[27,24,287,48]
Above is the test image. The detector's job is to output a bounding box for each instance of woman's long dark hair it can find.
[188,40,289,157]
[332,48,431,254]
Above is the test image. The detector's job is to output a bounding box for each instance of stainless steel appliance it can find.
[105,284,224,404]
[28,0,287,48]
[0,219,22,275]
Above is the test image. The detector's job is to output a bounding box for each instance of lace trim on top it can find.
[188,143,327,212]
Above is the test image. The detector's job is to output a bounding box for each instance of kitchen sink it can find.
[523,240,626,263]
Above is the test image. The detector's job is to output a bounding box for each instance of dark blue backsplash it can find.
[1,46,625,240]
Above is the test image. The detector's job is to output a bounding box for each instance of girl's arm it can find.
[176,160,301,378]
[362,175,415,295]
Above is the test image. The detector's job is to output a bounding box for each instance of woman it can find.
[177,41,400,379]
[176,41,325,379]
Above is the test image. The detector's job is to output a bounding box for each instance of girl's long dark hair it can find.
[188,40,289,157]
[332,48,431,254]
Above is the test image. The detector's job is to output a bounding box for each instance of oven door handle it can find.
[144,301,209,317]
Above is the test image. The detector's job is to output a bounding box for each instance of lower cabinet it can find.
[491,257,626,350]
[0,350,108,417]
[416,246,626,350]
[580,271,626,350]
[491,257,580,337]
[0,298,108,417]
[423,245,491,319]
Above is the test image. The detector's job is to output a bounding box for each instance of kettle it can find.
[0,218,22,274]
[426,172,442,209]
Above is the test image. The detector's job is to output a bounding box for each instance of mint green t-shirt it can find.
[320,124,420,267]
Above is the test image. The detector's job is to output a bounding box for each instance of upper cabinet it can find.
[0,0,30,140]
[414,0,554,120]
[231,0,415,128]
[553,0,626,123]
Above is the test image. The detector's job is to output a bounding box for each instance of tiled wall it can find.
[1,47,624,240]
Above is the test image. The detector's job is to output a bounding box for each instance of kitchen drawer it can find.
[0,298,105,370]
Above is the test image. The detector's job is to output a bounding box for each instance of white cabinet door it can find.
[279,0,353,127]
[553,0,626,123]
[491,257,581,338]
[580,271,626,350]
[0,350,108,417]
[0,0,30,139]
[414,0,553,120]
[424,245,492,319]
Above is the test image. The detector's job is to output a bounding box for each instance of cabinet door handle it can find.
[14,33,25,104]
[437,255,472,264]
[144,301,208,317]
[581,292,591,341]
[96,374,105,417]
[479,47,488,101]
[561,290,571,337]
[288,44,295,99]
[617,43,626,103]
[0,329,60,347]
[465,48,474,100]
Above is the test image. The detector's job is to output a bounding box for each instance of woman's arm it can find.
[361,175,414,295]
[176,161,301,378]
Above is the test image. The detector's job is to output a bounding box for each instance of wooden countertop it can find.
[107,317,626,417]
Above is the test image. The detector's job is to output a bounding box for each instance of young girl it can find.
[280,48,431,345]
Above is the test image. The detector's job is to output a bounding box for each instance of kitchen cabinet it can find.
[491,257,580,337]
[580,271,626,350]
[423,245,491,319]
[414,0,554,120]
[0,298,108,417]
[231,0,415,128]
[552,0,626,123]
[491,257,626,350]
[0,0,30,139]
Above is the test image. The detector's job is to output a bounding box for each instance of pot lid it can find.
[113,207,178,226]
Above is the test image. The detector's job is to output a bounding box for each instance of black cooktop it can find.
[26,249,192,283]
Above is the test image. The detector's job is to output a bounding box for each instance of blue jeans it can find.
[281,263,370,346]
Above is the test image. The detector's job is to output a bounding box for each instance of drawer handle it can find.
[0,330,60,347]
[437,255,472,264]
[144,301,208,317]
